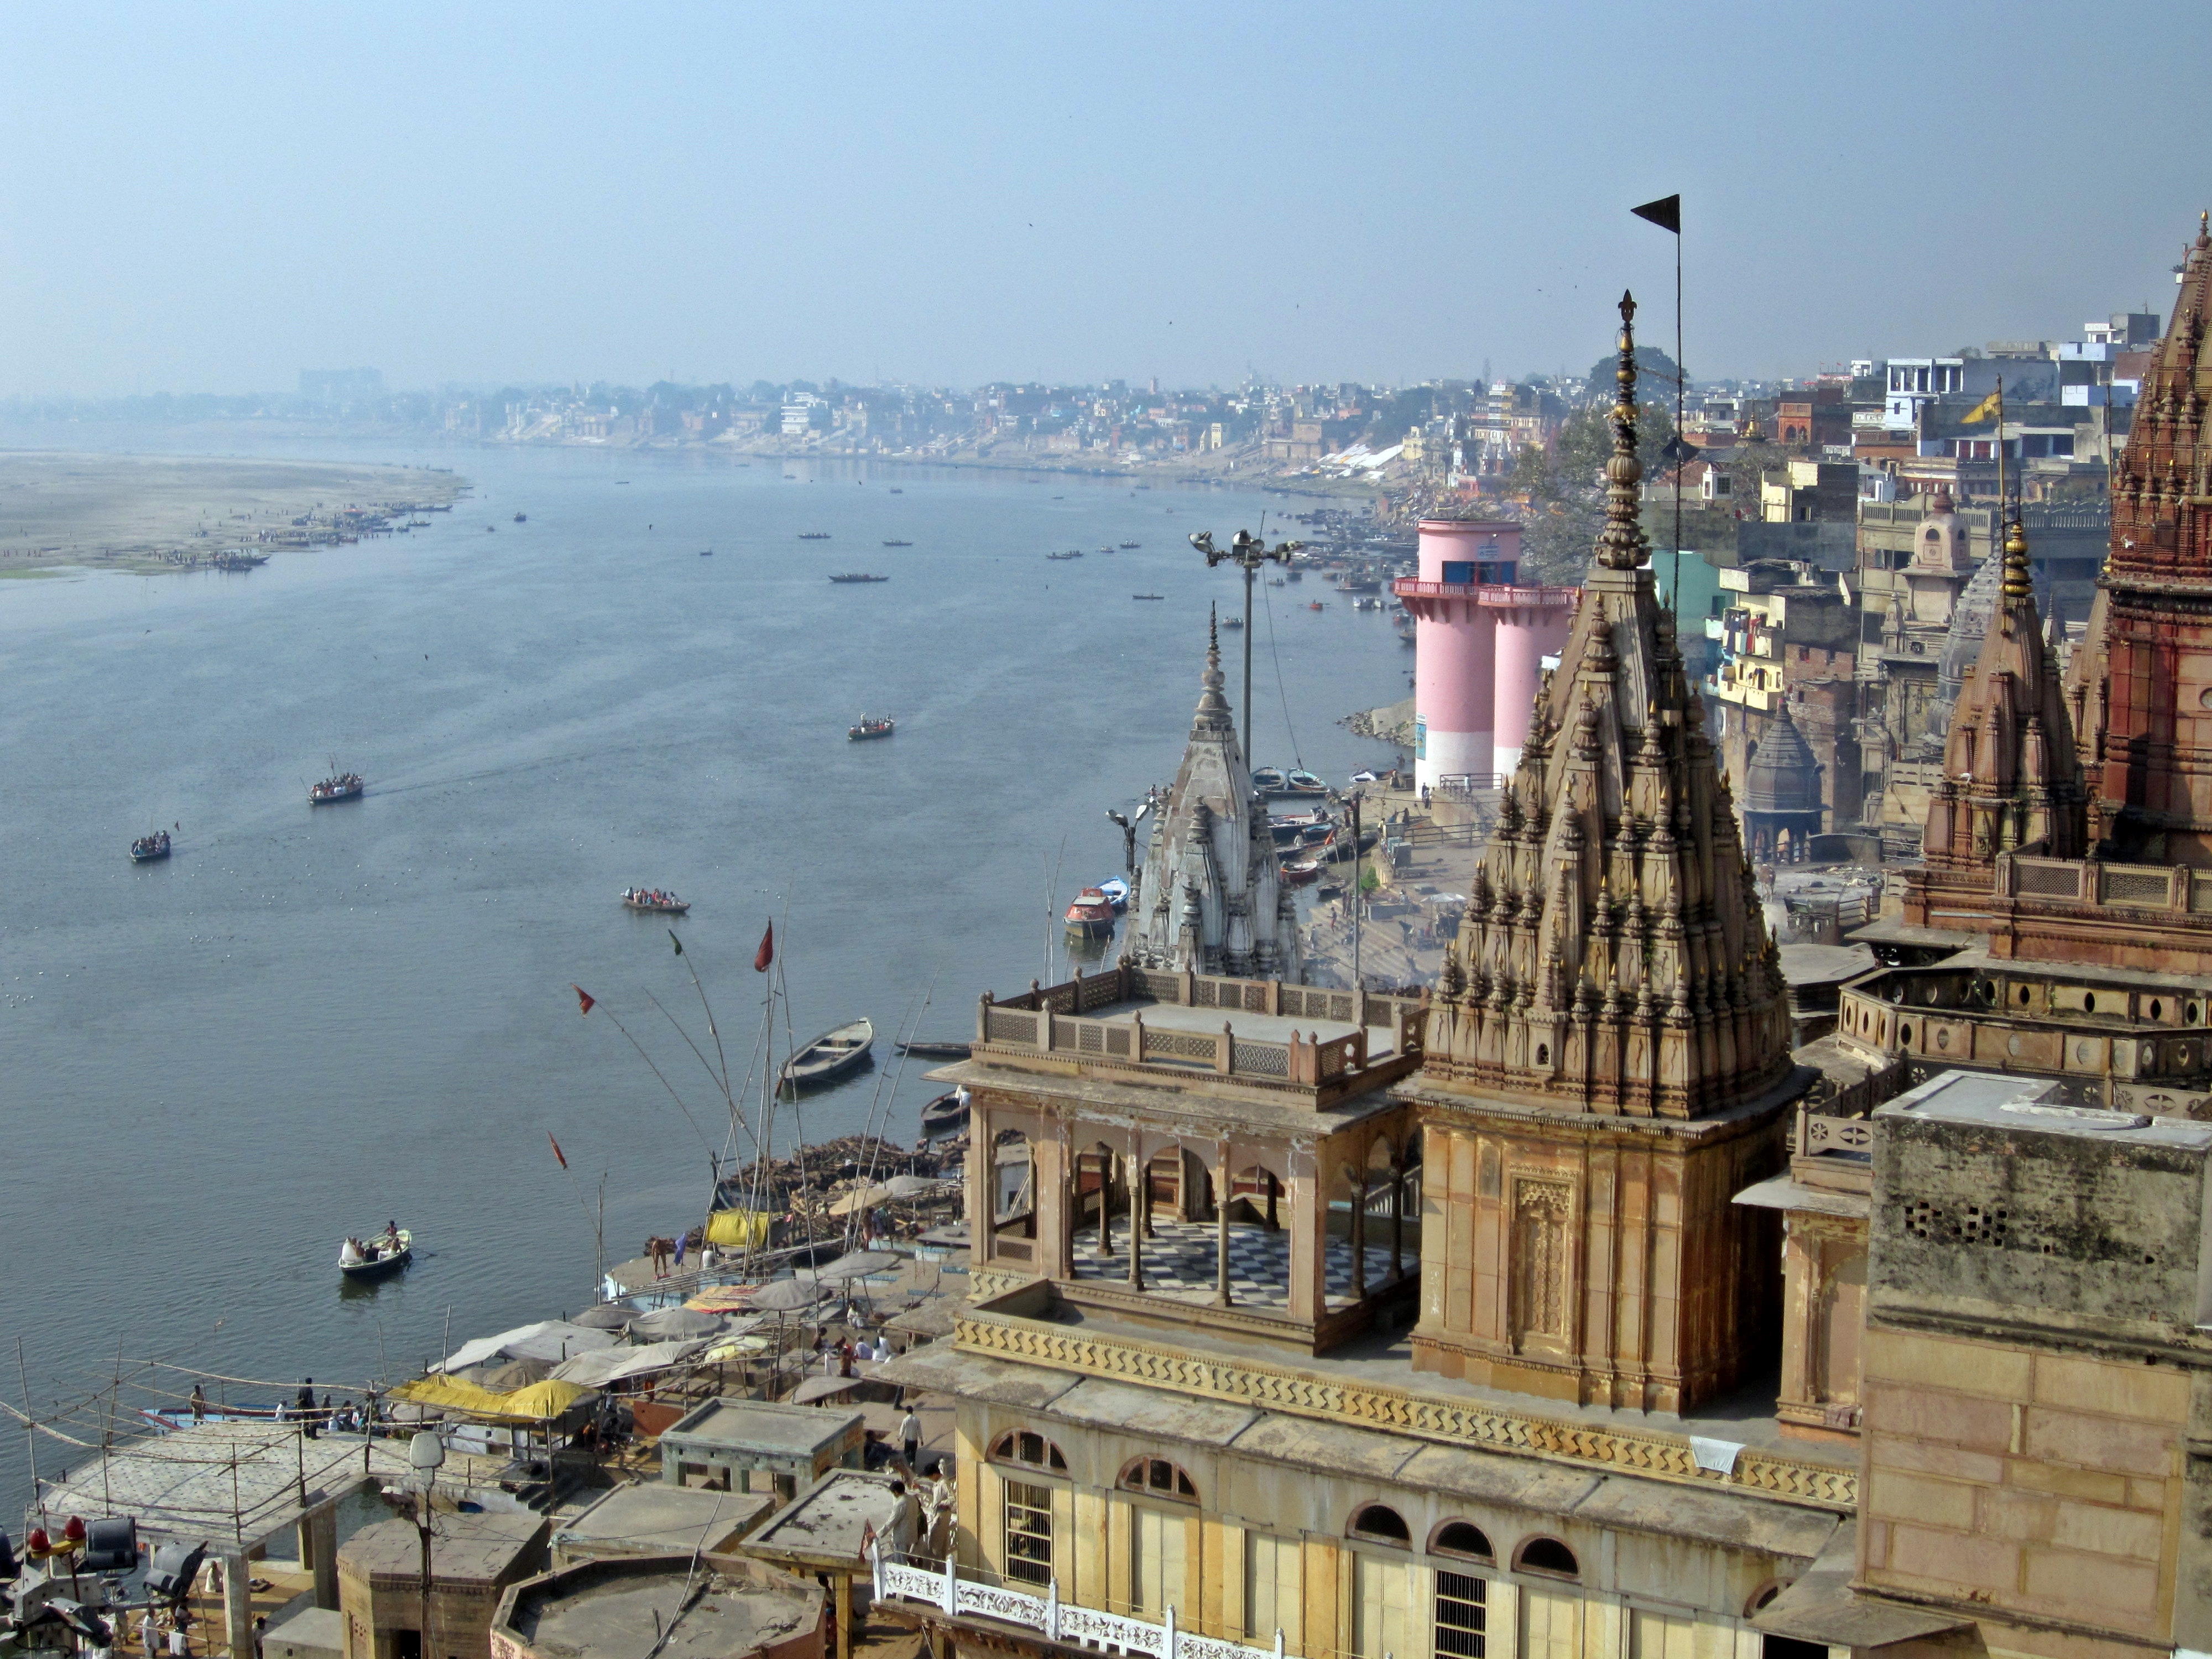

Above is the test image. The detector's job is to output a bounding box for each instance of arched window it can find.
[1349,1504,1411,1546]
[1431,1521,1494,1562]
[1514,1537,1579,1579]
[990,1429,1067,1473]
[1117,1456,1197,1502]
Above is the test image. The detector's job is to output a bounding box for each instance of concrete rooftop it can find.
[556,1483,773,1554]
[746,1471,905,1563]
[504,1563,819,1659]
[342,1511,545,1583]
[663,1399,862,1457]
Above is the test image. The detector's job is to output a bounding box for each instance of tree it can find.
[1511,399,1678,585]
[1585,346,1683,401]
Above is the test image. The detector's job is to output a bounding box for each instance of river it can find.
[0,435,1410,1505]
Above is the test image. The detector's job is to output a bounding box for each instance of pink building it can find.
[1395,521,1577,791]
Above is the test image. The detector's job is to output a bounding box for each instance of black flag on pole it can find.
[1631,194,1681,234]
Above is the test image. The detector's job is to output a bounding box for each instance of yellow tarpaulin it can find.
[705,1208,774,1248]
[390,1375,597,1423]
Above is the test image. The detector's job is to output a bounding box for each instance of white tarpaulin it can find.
[547,1339,707,1386]
[437,1320,618,1373]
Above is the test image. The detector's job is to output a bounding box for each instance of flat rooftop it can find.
[32,1422,413,1546]
[342,1511,545,1583]
[555,1483,774,1553]
[504,1562,819,1659]
[747,1471,906,1563]
[1879,1069,2212,1147]
[662,1399,862,1457]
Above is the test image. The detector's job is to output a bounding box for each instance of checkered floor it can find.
[1065,1215,1405,1311]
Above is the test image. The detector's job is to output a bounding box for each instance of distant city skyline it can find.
[0,2,2200,398]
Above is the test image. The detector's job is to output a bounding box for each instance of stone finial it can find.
[1595,290,1651,572]
[2001,518,2032,602]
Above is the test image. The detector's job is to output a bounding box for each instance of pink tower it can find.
[1395,521,1577,792]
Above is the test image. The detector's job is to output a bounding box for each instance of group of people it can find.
[623,887,684,907]
[341,1221,405,1264]
[817,1331,895,1378]
[131,830,171,857]
[183,1378,372,1439]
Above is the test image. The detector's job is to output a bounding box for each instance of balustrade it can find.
[874,1552,1286,1659]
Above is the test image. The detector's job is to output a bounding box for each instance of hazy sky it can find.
[1,3,2204,396]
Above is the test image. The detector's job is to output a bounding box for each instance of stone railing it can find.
[953,1298,1858,1513]
[2001,854,2212,914]
[1391,577,1579,608]
[981,1004,1365,1085]
[986,962,1421,1031]
[875,1552,1286,1659]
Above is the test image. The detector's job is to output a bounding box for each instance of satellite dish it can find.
[145,1541,208,1608]
[409,1431,446,1473]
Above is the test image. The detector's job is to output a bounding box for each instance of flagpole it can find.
[1994,374,2007,534]
[1672,213,1683,612]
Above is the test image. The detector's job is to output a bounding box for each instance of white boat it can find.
[340,1229,413,1279]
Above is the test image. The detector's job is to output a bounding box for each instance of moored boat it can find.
[1064,888,1115,937]
[131,830,172,862]
[1280,857,1323,886]
[1282,769,1328,796]
[849,716,895,740]
[781,1018,875,1091]
[919,1089,969,1139]
[896,1039,973,1059]
[309,772,364,805]
[340,1228,413,1279]
[1251,766,1288,793]
[1097,877,1130,912]
[1269,811,1328,844]
[623,888,691,914]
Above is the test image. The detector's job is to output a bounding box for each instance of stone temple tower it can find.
[1401,294,1804,1413]
[1123,615,1300,980]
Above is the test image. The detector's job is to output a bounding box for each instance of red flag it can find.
[547,1131,568,1170]
[754,921,774,973]
[573,984,596,1015]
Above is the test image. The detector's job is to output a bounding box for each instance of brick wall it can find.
[1858,1324,2183,1640]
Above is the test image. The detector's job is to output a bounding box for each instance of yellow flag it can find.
[1960,389,2001,424]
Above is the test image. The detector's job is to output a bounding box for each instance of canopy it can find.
[571,1304,637,1331]
[453,1358,552,1390]
[437,1321,618,1373]
[389,1375,598,1424]
[704,1209,775,1249]
[703,1335,774,1362]
[547,1340,705,1387]
[827,1183,891,1218]
[685,1286,758,1313]
[750,1278,830,1312]
[630,1306,724,1340]
[885,1174,954,1199]
[790,1374,863,1404]
[813,1250,901,1281]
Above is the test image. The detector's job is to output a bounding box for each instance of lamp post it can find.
[1190,530,1300,773]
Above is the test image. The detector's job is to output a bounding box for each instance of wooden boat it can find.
[1221,616,1244,629]
[828,573,889,583]
[1269,811,1328,844]
[1281,769,1328,796]
[513,512,527,523]
[882,539,913,547]
[849,716,895,740]
[1251,767,1288,793]
[781,1018,875,1091]
[896,1039,973,1059]
[1046,550,1083,561]
[1097,877,1130,912]
[919,1090,969,1138]
[1118,541,1140,549]
[131,831,172,862]
[310,772,364,805]
[1280,857,1323,886]
[1132,593,1165,601]
[340,1229,412,1279]
[1307,601,1325,612]
[799,532,832,541]
[623,888,691,914]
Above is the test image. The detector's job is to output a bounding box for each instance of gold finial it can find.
[2001,519,2032,601]
[1594,290,1650,572]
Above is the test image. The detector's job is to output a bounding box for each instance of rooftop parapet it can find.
[973,962,1425,1106]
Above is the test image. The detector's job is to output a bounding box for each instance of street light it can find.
[1190,529,1300,777]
